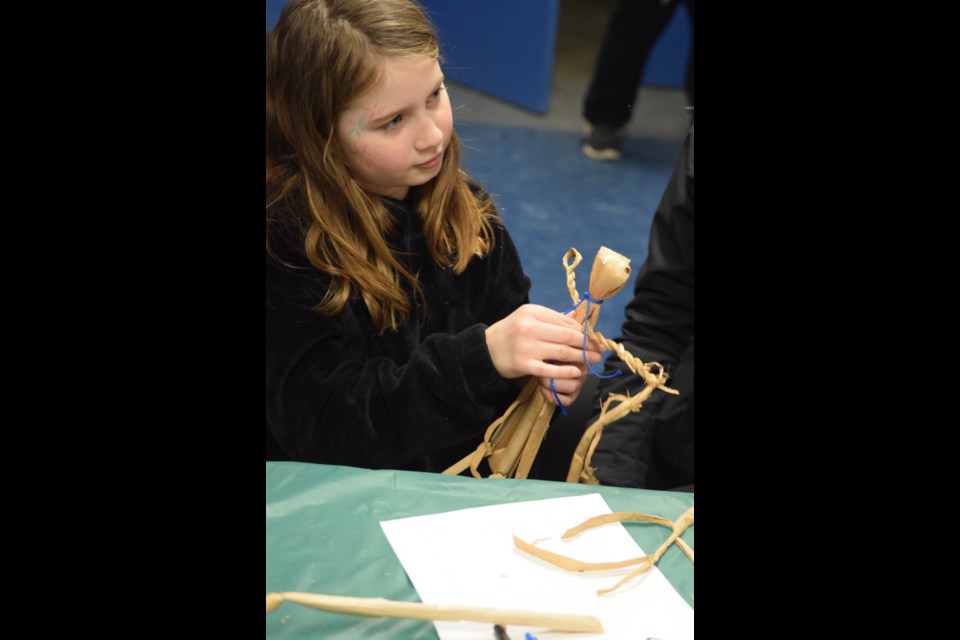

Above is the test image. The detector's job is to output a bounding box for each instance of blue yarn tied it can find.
[550,291,622,415]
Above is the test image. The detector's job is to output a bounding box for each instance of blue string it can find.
[550,378,567,416]
[550,292,622,415]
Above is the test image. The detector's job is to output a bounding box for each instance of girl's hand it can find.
[485,304,603,381]
[537,365,590,408]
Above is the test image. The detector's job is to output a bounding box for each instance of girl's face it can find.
[337,56,453,200]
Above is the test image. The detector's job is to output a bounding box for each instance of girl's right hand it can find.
[484,304,603,380]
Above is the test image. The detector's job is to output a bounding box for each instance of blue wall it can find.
[643,3,691,88]
[419,0,561,113]
[266,0,284,32]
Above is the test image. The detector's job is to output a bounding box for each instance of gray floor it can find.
[447,0,690,142]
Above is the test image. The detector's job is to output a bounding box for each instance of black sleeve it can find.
[265,220,530,471]
[589,126,694,487]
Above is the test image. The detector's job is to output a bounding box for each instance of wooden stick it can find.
[265,592,604,632]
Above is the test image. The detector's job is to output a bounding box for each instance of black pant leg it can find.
[583,0,677,129]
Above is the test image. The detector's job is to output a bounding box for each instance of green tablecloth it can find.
[266,462,694,638]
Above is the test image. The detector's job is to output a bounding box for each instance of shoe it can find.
[581,123,623,161]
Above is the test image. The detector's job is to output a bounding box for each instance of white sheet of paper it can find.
[380,492,693,640]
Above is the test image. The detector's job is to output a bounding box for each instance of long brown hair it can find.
[266,0,497,333]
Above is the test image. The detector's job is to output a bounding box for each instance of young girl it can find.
[266,0,601,472]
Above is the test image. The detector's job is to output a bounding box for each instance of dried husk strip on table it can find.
[513,505,694,595]
[443,247,632,479]
[265,591,603,632]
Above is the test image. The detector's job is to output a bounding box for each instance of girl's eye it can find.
[382,115,402,131]
[429,85,445,101]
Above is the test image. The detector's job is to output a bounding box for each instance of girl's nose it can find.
[415,115,443,151]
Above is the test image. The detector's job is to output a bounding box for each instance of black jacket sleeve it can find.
[266,207,530,472]
[589,126,694,489]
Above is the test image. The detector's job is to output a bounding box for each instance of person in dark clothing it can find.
[582,0,694,161]
[266,0,602,472]
[588,125,693,489]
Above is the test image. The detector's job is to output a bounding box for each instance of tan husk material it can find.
[513,505,695,595]
[265,591,603,632]
[565,337,678,483]
[443,247,633,479]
